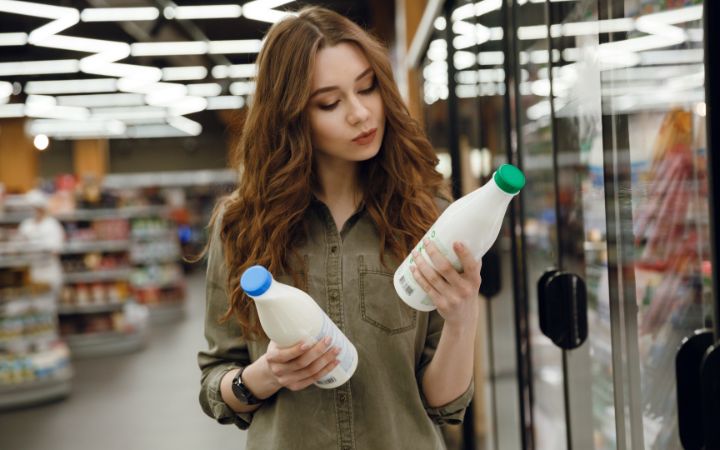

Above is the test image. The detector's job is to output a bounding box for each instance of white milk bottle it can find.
[394,164,525,311]
[240,265,358,389]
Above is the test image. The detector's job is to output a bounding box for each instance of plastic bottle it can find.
[240,265,358,389]
[394,164,526,311]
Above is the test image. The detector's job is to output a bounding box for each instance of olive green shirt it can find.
[198,198,474,450]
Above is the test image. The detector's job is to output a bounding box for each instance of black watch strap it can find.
[231,367,261,405]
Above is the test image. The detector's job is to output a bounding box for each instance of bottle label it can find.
[409,228,462,271]
[313,314,355,384]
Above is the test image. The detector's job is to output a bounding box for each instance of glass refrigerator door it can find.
[597,1,713,449]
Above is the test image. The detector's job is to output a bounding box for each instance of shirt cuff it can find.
[201,366,254,430]
[420,378,475,426]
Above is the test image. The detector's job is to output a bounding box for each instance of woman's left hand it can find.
[409,239,482,327]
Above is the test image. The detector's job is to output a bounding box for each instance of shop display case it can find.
[0,233,72,409]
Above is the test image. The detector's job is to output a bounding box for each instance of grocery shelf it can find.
[63,268,132,283]
[131,254,181,265]
[56,206,171,221]
[0,253,49,269]
[64,329,147,358]
[61,240,131,254]
[57,302,126,315]
[146,302,185,325]
[0,367,73,411]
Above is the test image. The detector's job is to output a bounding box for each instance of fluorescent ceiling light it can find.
[451,3,475,22]
[208,39,263,54]
[0,81,12,98]
[434,17,446,31]
[0,59,79,76]
[25,103,89,121]
[642,4,703,25]
[0,32,27,46]
[518,25,547,40]
[478,51,504,66]
[131,41,208,56]
[206,95,245,110]
[0,0,75,19]
[229,81,257,96]
[242,0,296,24]
[165,5,242,20]
[57,93,145,108]
[167,116,202,136]
[0,103,24,118]
[27,10,80,45]
[186,83,223,97]
[454,51,476,70]
[82,60,162,82]
[162,66,208,81]
[124,124,189,139]
[92,106,167,122]
[474,0,502,17]
[81,7,159,22]
[639,49,703,65]
[167,96,208,116]
[25,78,117,95]
[211,64,256,79]
[26,118,126,138]
[143,83,188,106]
[39,35,130,56]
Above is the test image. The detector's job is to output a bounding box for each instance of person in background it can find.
[18,190,65,293]
[198,6,482,450]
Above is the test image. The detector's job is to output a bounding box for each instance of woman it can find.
[199,6,482,450]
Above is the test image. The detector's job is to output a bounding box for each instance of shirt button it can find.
[342,446,352,450]
[338,393,347,402]
[329,290,339,299]
[330,245,338,254]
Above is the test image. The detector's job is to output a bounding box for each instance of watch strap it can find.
[231,366,262,405]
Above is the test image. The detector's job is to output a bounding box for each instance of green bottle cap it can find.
[493,164,525,194]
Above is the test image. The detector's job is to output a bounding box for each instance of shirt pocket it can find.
[358,255,417,335]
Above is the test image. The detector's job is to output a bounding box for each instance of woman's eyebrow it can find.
[310,67,373,98]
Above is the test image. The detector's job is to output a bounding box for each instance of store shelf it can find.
[61,240,131,254]
[63,268,132,283]
[147,302,185,325]
[57,302,126,315]
[0,252,49,269]
[64,329,147,358]
[57,206,170,221]
[131,254,181,265]
[0,367,72,411]
[131,230,177,240]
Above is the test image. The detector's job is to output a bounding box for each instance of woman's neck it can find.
[314,158,362,231]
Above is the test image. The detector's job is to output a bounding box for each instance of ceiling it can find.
[0,0,374,140]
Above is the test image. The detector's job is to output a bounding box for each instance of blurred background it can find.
[0,1,718,450]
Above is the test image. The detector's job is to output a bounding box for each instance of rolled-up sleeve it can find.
[198,221,254,430]
[416,311,475,425]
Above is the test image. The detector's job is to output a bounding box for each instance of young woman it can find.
[199,7,482,450]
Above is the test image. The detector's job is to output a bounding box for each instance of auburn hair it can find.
[209,6,449,339]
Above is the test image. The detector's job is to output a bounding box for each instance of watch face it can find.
[232,370,259,405]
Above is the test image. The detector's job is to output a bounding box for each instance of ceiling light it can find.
[211,64,256,79]
[162,66,208,81]
[165,5,242,20]
[83,61,162,82]
[167,116,202,136]
[518,25,548,40]
[167,96,208,116]
[474,0,502,17]
[26,118,126,138]
[229,81,256,96]
[242,0,296,23]
[206,96,245,110]
[25,78,117,95]
[695,102,706,117]
[131,41,208,56]
[81,7,159,22]
[0,103,24,118]
[124,124,188,139]
[186,83,223,97]
[0,59,79,76]
[91,106,166,122]
[208,40,263,54]
[33,134,49,151]
[28,9,80,45]
[478,51,504,66]
[144,83,188,107]
[0,81,12,99]
[434,17,446,31]
[0,32,27,46]
[57,93,145,108]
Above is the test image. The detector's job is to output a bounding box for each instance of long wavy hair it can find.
[210,6,449,339]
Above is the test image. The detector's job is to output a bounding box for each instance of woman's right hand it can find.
[264,337,341,392]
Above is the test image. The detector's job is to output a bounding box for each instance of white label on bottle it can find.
[314,313,355,380]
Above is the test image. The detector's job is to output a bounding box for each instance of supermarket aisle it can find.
[0,272,246,450]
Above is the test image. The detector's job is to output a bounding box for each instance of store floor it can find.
[0,272,247,450]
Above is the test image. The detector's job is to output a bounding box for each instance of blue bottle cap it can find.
[240,265,273,296]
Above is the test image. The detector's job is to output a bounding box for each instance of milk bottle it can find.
[394,164,525,311]
[240,265,358,389]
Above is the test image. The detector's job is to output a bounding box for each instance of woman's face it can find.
[307,42,386,166]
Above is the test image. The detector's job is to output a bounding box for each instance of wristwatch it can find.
[231,367,262,405]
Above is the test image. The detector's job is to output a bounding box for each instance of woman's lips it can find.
[352,128,377,145]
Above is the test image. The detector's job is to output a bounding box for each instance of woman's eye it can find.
[319,101,339,111]
[359,80,377,95]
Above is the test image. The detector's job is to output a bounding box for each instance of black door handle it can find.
[676,329,714,450]
[479,247,502,299]
[701,344,720,448]
[537,269,588,350]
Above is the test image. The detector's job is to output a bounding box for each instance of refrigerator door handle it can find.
[537,269,588,350]
[676,329,714,450]
[701,344,720,448]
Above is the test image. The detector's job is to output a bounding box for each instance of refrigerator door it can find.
[595,1,713,449]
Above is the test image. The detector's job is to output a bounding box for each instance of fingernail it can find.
[411,250,418,257]
[324,336,332,346]
[300,342,310,350]
[333,347,342,355]
[423,238,429,245]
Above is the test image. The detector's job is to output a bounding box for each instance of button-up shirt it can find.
[198,198,473,450]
